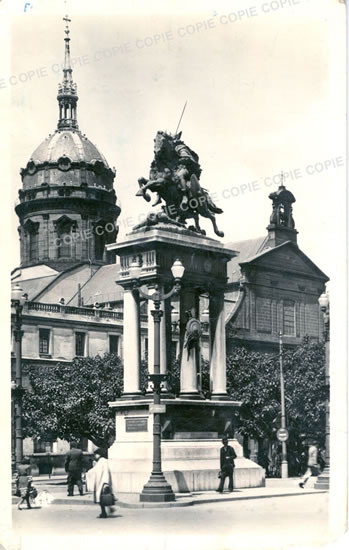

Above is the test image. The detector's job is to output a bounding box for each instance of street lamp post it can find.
[11,283,26,470]
[279,332,288,478]
[315,291,330,490]
[131,259,185,503]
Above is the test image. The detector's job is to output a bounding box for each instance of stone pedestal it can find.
[108,398,265,492]
[106,225,264,493]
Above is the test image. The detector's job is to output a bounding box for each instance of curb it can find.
[116,489,328,509]
[12,489,328,508]
[116,499,194,509]
[50,489,328,508]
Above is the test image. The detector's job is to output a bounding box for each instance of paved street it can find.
[12,493,329,549]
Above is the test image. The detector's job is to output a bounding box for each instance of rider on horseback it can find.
[136,130,224,238]
[174,139,201,208]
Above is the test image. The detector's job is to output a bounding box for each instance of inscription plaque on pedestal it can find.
[125,416,148,432]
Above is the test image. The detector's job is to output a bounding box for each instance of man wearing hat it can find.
[65,440,84,496]
[216,436,237,493]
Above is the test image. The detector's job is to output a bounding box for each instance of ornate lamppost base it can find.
[314,466,329,490]
[140,473,176,502]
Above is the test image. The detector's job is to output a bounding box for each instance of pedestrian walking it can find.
[299,440,319,488]
[16,456,35,510]
[216,437,237,493]
[65,440,84,496]
[86,447,116,518]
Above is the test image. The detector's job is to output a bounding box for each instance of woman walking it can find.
[86,448,116,518]
[16,456,33,510]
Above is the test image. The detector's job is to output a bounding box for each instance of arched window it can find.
[58,227,72,258]
[93,219,108,261]
[54,216,76,259]
[29,231,39,261]
[23,219,40,263]
[95,231,105,260]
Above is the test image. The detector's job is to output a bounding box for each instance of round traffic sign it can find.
[277,428,289,442]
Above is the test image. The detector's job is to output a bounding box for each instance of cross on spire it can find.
[57,14,79,130]
[63,15,71,36]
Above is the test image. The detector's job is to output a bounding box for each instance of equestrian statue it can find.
[136,130,224,238]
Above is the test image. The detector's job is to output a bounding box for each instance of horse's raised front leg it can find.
[210,213,224,238]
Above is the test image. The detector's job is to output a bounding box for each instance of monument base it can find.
[108,397,265,493]
[108,439,265,493]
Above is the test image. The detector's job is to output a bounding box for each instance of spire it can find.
[57,15,79,130]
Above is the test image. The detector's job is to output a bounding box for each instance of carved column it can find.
[122,288,142,398]
[179,287,200,398]
[209,291,228,399]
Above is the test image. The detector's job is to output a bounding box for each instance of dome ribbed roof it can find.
[31,130,109,167]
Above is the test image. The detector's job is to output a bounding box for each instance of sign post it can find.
[279,333,288,478]
[276,428,289,442]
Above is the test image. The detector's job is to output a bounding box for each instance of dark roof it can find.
[11,264,59,281]
[225,236,267,283]
[14,274,60,301]
[68,263,123,306]
[35,264,100,303]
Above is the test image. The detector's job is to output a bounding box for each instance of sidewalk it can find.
[12,476,327,509]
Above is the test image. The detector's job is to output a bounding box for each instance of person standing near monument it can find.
[299,440,319,488]
[216,437,237,493]
[65,440,84,496]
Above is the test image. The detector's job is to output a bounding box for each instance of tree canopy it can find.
[226,337,326,446]
[22,353,125,448]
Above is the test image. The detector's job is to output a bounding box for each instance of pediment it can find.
[53,215,76,230]
[240,241,328,282]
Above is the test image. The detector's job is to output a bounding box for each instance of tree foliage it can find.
[226,336,326,472]
[22,353,124,448]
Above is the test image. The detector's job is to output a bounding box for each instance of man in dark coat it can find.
[216,437,237,493]
[65,440,84,496]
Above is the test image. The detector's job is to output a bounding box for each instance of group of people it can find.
[14,437,322,516]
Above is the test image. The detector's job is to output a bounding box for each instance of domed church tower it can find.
[15,16,120,271]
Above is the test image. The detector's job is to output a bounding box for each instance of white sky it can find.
[4,0,346,282]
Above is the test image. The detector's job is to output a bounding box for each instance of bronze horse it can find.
[136,131,224,238]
